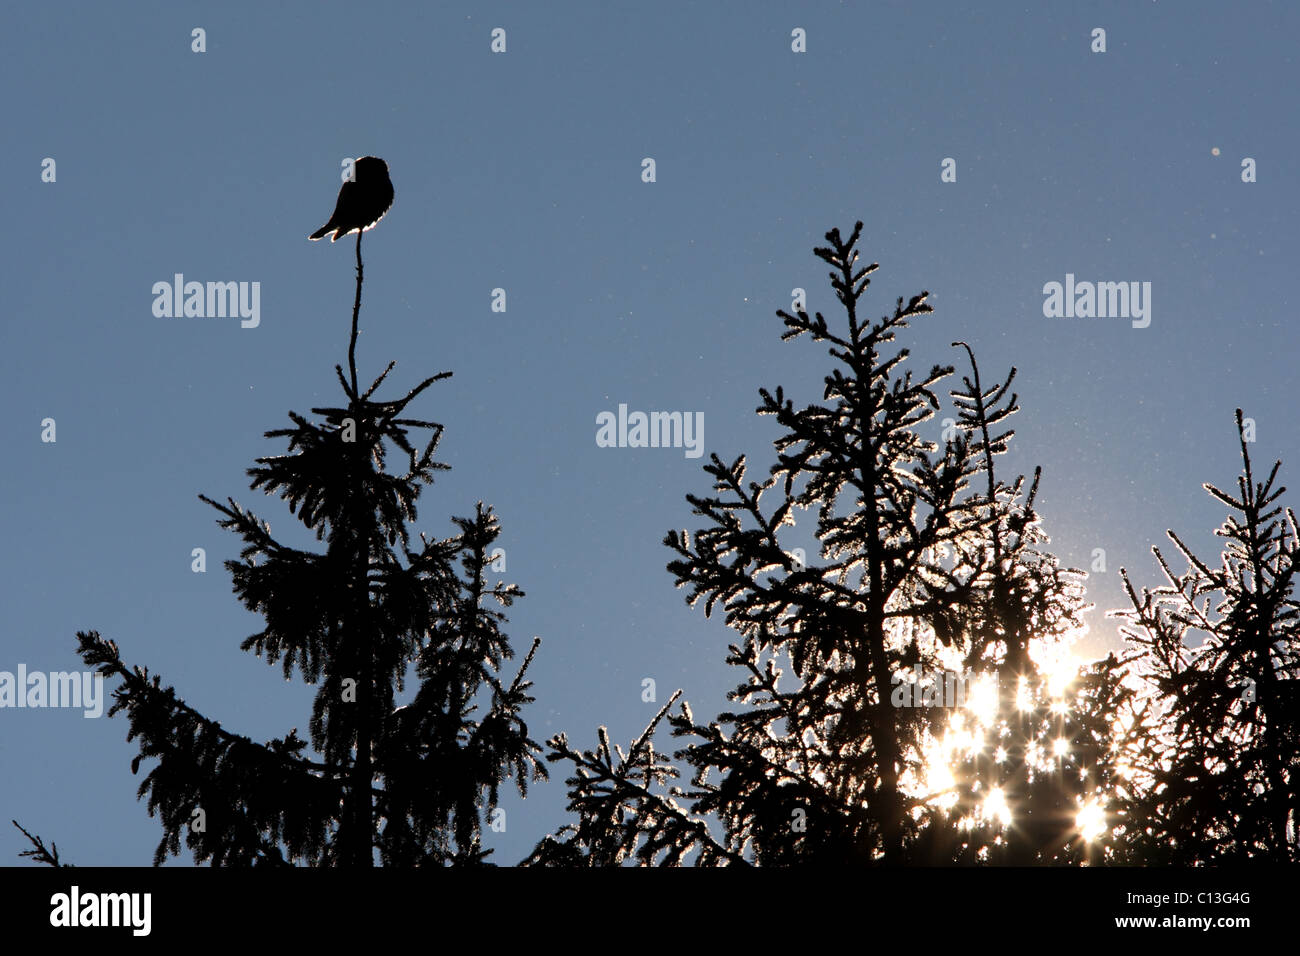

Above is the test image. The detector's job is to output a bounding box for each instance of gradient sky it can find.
[3,1,1296,866]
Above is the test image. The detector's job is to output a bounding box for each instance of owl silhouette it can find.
[309,156,394,241]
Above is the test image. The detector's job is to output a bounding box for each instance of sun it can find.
[982,787,1012,827]
[964,674,999,727]
[1077,801,1108,842]
[1039,648,1080,700]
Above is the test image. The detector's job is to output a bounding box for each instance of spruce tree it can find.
[1113,409,1299,863]
[912,344,1130,865]
[530,222,1105,864]
[55,232,547,866]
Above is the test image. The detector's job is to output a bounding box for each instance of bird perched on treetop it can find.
[308,156,394,241]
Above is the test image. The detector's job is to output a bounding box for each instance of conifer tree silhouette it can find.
[1112,409,1299,863]
[44,229,547,866]
[528,222,1108,865]
[660,222,963,864]
[11,820,70,867]
[910,344,1131,865]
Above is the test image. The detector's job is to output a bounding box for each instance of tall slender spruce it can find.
[1113,410,1298,863]
[65,231,546,865]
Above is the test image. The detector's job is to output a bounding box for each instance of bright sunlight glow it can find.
[965,675,999,726]
[1039,647,1080,700]
[1077,801,1107,842]
[983,787,1012,828]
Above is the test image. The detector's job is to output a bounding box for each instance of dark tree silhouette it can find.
[1112,409,1299,863]
[908,345,1133,865]
[528,222,1106,865]
[21,230,546,866]
[12,820,71,867]
[21,218,1282,870]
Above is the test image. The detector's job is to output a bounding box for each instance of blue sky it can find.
[2,1,1296,865]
